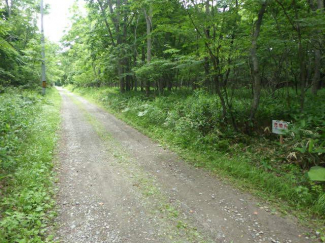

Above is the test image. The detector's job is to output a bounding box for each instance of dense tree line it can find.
[61,0,324,122]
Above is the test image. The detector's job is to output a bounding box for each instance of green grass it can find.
[0,88,61,242]
[68,85,325,236]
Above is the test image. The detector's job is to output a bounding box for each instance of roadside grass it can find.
[68,86,325,239]
[0,88,61,242]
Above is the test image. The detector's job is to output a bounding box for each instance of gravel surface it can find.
[55,88,314,243]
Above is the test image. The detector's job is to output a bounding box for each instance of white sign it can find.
[272,120,289,135]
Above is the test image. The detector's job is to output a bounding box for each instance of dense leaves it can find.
[308,166,325,182]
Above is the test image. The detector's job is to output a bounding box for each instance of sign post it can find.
[272,120,289,144]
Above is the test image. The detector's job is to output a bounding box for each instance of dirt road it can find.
[55,88,312,243]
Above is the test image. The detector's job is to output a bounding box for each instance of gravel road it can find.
[55,88,314,243]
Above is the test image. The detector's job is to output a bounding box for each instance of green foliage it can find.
[0,2,38,87]
[308,167,325,182]
[315,193,325,215]
[285,94,325,167]
[0,88,61,242]
[134,60,163,84]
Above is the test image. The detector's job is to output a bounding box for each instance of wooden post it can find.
[40,0,46,95]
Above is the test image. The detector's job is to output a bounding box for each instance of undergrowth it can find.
[0,88,61,242]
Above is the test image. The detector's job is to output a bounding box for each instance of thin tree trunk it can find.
[144,5,152,96]
[133,15,139,91]
[311,0,324,95]
[116,0,125,92]
[40,0,46,95]
[167,78,172,91]
[123,8,130,91]
[292,0,307,111]
[249,1,268,120]
[96,0,115,47]
[204,0,211,90]
[5,0,11,17]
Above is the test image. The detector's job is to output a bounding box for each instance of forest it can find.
[1,0,325,242]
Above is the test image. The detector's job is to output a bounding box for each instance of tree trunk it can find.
[204,0,211,90]
[96,0,115,47]
[249,1,268,120]
[292,0,307,111]
[133,15,139,91]
[5,0,11,17]
[40,0,46,95]
[123,8,129,91]
[311,0,324,95]
[167,78,172,91]
[144,5,153,96]
[116,0,125,92]
[133,55,137,91]
[141,46,145,92]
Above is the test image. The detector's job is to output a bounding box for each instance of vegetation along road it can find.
[54,88,311,243]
